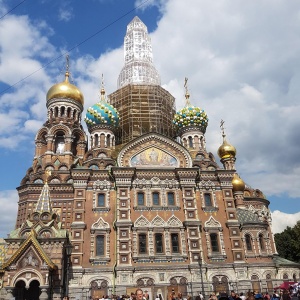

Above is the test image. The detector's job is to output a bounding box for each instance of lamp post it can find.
[65,242,73,298]
[198,255,205,300]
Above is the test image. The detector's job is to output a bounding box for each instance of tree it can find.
[274,220,300,263]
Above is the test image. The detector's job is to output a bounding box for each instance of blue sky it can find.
[0,0,300,237]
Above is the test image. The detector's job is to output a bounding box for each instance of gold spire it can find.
[45,169,51,183]
[99,74,106,102]
[184,77,191,107]
[217,120,236,159]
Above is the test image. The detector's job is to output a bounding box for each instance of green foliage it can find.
[274,220,300,263]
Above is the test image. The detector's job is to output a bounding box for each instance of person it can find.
[156,295,160,300]
[229,291,237,300]
[136,289,144,300]
[63,297,69,300]
[199,293,204,300]
[240,293,246,300]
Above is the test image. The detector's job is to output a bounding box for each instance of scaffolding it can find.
[108,84,176,145]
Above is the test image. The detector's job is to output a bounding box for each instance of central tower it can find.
[109,16,176,144]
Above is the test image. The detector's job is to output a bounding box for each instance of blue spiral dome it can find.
[84,101,119,127]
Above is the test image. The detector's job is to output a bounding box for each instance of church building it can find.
[0,16,299,300]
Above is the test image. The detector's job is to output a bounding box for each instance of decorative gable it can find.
[117,133,192,168]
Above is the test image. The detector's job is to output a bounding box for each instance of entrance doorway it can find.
[13,279,40,300]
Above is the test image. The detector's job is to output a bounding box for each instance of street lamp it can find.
[65,242,73,298]
[198,255,205,299]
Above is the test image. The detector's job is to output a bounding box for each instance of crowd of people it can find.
[207,289,300,300]
[63,286,300,300]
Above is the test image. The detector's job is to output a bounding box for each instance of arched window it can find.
[97,194,105,207]
[152,192,160,206]
[96,235,104,256]
[167,192,175,205]
[139,233,147,254]
[204,193,212,206]
[188,136,193,148]
[138,192,145,206]
[259,233,265,250]
[95,134,99,146]
[155,233,163,253]
[55,132,65,154]
[245,234,252,251]
[171,233,180,253]
[210,233,219,252]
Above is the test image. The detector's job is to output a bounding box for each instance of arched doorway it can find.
[168,277,188,298]
[212,276,229,294]
[251,275,261,293]
[28,280,40,300]
[13,280,26,300]
[90,280,108,299]
[13,279,40,300]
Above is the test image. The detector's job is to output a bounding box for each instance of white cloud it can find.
[0,190,18,238]
[271,210,300,234]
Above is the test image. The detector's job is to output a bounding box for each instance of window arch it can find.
[152,192,160,206]
[210,233,219,252]
[245,234,252,251]
[139,233,147,254]
[259,233,265,251]
[188,136,193,148]
[204,193,212,206]
[96,235,105,256]
[138,192,145,206]
[97,194,105,207]
[167,192,175,205]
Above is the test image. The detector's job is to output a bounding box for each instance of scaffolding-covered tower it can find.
[109,84,176,144]
[109,16,176,144]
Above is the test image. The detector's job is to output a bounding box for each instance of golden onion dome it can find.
[46,71,84,105]
[232,173,245,192]
[217,138,236,159]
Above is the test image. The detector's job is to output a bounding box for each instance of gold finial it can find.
[45,170,52,183]
[220,119,226,139]
[99,74,106,101]
[64,54,70,82]
[184,77,191,106]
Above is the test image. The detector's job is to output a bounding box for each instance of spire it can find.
[99,74,106,102]
[117,16,161,88]
[184,77,191,107]
[34,170,52,213]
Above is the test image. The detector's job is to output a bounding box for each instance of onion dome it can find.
[84,87,119,127]
[173,85,208,132]
[232,173,245,192]
[217,121,236,159]
[218,138,236,159]
[46,71,84,105]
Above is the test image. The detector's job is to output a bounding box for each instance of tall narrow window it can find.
[96,235,104,256]
[171,233,179,253]
[167,192,175,205]
[98,194,105,207]
[210,233,219,252]
[188,136,193,148]
[139,233,147,254]
[245,234,252,251]
[152,192,159,206]
[259,234,265,251]
[155,233,163,253]
[138,192,145,206]
[204,193,212,206]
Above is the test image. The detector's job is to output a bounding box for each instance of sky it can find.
[0,0,300,238]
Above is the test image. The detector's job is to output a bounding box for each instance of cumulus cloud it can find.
[271,210,300,234]
[0,190,18,237]
[0,0,300,238]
